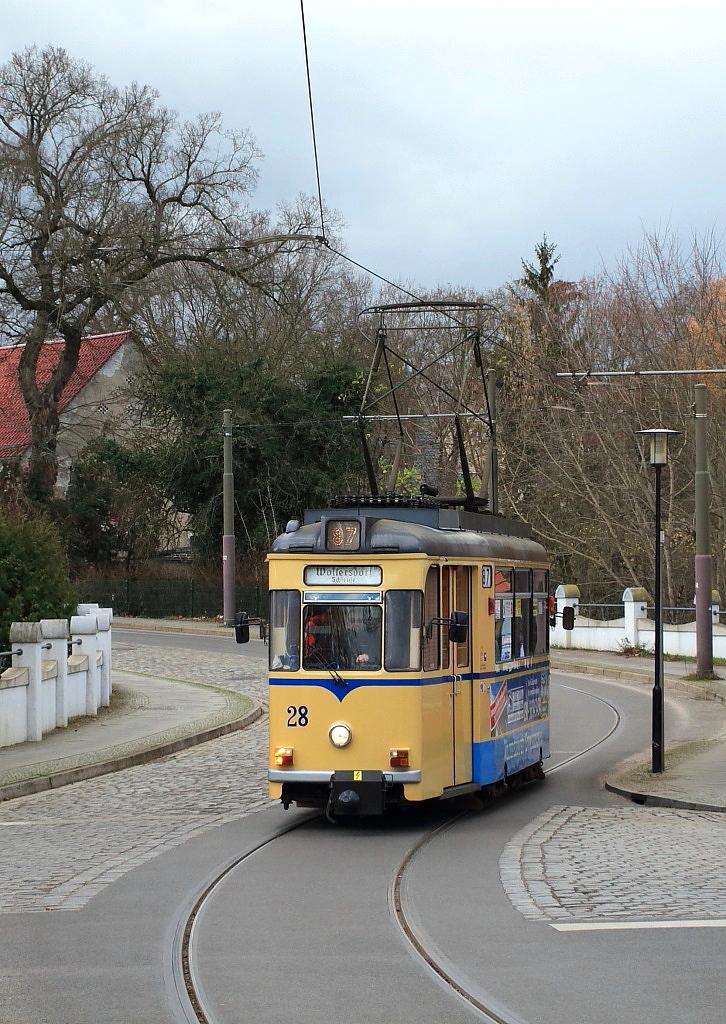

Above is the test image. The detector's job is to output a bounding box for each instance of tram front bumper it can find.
[331,770,387,816]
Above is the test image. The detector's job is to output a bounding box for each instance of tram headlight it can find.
[329,723,352,748]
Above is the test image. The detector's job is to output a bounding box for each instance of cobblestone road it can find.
[501,804,726,921]
[0,643,270,913]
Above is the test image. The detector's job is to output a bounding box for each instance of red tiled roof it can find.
[0,331,132,458]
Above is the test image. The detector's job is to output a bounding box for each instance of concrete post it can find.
[96,611,112,706]
[10,621,43,742]
[41,619,69,728]
[622,588,651,650]
[555,584,580,648]
[71,614,100,716]
[93,607,113,696]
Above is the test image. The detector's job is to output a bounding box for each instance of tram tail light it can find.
[488,596,495,615]
[273,746,294,767]
[390,748,410,768]
[548,595,555,613]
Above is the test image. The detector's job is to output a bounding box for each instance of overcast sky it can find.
[3,1,726,295]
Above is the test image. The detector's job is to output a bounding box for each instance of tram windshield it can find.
[302,604,382,671]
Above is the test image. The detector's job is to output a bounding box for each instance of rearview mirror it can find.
[235,611,250,644]
[562,606,575,630]
[448,610,468,644]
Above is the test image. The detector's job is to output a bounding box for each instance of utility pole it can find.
[486,369,499,515]
[222,409,235,627]
[694,383,713,675]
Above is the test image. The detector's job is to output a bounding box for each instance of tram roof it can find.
[271,505,548,562]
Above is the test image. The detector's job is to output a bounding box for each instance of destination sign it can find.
[304,565,382,586]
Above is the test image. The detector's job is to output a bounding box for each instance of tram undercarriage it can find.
[280,760,546,820]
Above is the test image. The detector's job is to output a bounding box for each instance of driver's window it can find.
[302,605,382,671]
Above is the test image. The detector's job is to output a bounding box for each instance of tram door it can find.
[443,565,472,786]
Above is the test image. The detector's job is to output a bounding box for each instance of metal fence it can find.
[78,579,269,621]
[578,602,715,626]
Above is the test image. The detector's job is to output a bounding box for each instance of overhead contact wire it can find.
[297,5,586,408]
[300,1,327,238]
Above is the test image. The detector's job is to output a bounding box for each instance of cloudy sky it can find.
[3,1,726,294]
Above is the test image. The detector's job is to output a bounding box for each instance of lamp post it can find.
[222,409,235,627]
[636,428,679,773]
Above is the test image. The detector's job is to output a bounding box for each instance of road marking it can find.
[551,920,726,931]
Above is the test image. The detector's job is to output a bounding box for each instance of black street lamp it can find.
[637,428,679,773]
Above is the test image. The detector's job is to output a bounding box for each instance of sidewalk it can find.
[552,647,726,812]
[2,618,725,812]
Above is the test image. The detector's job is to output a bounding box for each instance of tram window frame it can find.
[422,566,440,671]
[384,590,423,672]
[514,568,533,659]
[533,569,549,655]
[454,565,471,668]
[269,590,301,671]
[441,568,451,670]
[494,567,514,663]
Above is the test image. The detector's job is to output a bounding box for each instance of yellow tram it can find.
[242,496,552,818]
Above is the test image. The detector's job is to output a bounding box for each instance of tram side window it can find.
[385,591,423,671]
[533,569,549,655]
[423,566,440,670]
[494,568,513,663]
[269,591,301,670]
[514,568,533,658]
[441,568,451,670]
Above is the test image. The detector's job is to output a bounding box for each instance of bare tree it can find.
[495,230,726,606]
[0,45,266,499]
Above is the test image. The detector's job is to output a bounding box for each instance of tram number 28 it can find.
[287,705,309,727]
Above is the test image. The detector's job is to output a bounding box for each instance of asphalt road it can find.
[113,626,265,658]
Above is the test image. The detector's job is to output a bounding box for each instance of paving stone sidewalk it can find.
[551,647,726,811]
[0,631,265,801]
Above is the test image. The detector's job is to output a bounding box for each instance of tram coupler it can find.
[330,770,387,816]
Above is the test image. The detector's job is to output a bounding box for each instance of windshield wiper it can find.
[320,658,347,687]
[307,652,347,687]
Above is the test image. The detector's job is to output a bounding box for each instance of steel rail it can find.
[390,681,622,1023]
[168,814,321,1024]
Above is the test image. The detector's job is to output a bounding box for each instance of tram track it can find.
[170,681,621,1024]
[167,813,322,1024]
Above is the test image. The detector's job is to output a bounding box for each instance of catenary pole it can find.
[694,383,713,675]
